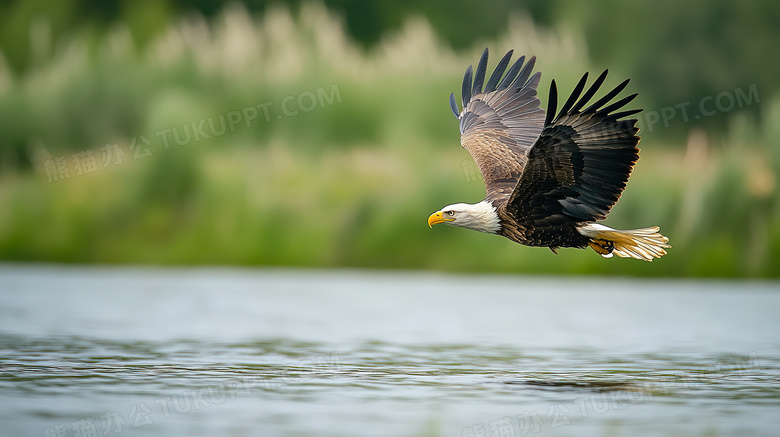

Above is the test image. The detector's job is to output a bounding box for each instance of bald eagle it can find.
[427,49,669,261]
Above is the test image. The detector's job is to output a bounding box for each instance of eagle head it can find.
[427,201,500,234]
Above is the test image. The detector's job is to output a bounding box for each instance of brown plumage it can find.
[428,48,670,261]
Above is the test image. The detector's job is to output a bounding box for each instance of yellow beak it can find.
[427,211,453,228]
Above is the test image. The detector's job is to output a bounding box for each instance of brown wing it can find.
[506,70,642,233]
[450,48,546,204]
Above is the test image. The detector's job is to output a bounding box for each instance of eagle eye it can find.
[446,210,455,216]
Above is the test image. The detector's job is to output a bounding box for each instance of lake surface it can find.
[0,265,778,436]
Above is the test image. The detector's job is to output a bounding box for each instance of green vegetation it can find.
[0,4,778,277]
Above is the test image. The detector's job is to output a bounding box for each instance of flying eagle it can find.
[427,48,669,261]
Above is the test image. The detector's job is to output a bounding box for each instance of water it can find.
[0,265,778,437]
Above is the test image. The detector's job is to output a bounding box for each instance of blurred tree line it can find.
[2,0,778,137]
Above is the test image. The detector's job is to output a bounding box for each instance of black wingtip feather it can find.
[462,65,474,108]
[556,72,588,121]
[449,93,459,118]
[571,70,608,113]
[473,48,489,96]
[497,55,525,91]
[600,93,638,116]
[528,71,542,90]
[514,55,537,90]
[610,108,642,120]
[584,78,630,114]
[545,80,558,126]
[484,50,514,93]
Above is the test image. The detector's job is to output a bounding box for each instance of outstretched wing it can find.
[506,71,641,229]
[451,48,546,204]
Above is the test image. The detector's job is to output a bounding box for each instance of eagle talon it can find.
[588,239,614,255]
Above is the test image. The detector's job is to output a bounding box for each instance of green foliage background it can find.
[0,1,778,277]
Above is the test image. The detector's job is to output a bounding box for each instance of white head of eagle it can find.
[428,201,501,234]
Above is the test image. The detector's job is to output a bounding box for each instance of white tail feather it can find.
[577,223,670,261]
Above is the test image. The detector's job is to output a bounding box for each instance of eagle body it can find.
[496,205,590,250]
[427,49,670,261]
